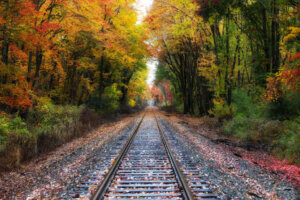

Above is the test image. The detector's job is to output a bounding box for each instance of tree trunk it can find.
[16,145,21,167]
[1,40,9,65]
[262,7,271,73]
[228,36,240,105]
[33,48,43,89]
[27,51,33,82]
[182,86,189,114]
[98,55,105,97]
[271,0,280,73]
[211,24,219,64]
[120,86,128,106]
[225,14,230,104]
[49,62,57,90]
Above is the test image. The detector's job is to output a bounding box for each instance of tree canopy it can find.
[0,0,150,113]
[146,0,299,116]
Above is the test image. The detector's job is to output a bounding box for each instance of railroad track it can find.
[72,111,218,199]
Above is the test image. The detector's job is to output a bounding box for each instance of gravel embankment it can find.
[158,114,299,200]
[1,110,298,200]
[0,114,140,199]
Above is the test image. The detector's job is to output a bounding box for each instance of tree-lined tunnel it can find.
[0,0,299,199]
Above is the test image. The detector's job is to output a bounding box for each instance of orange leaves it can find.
[0,16,4,24]
[144,14,161,31]
[265,76,281,102]
[265,63,300,102]
[17,1,37,17]
[98,0,114,7]
[280,67,300,91]
[283,27,300,43]
[0,0,149,110]
[0,84,33,111]
[36,21,60,35]
[289,52,300,61]
[104,7,113,16]
[9,44,28,62]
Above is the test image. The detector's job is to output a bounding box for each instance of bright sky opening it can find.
[135,0,154,24]
[134,0,157,88]
[146,59,158,87]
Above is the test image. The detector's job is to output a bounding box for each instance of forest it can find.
[0,0,150,168]
[0,0,299,169]
[148,0,299,163]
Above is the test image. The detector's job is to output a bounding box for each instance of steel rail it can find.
[153,111,196,200]
[91,113,146,200]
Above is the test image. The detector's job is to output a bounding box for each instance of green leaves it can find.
[102,84,122,112]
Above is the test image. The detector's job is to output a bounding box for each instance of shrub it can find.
[232,89,260,117]
[0,116,10,150]
[209,99,235,121]
[102,84,121,112]
[224,116,258,141]
[27,102,83,136]
[0,115,33,169]
[224,116,300,164]
[273,120,300,164]
[176,103,184,113]
[263,91,300,121]
[0,102,102,170]
[128,99,136,108]
[8,116,31,140]
[224,116,284,143]
[0,115,31,148]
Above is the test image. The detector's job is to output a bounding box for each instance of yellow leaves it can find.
[127,65,148,105]
[146,0,211,61]
[121,55,136,65]
[62,0,103,36]
[128,98,136,107]
[198,51,216,82]
[283,27,300,43]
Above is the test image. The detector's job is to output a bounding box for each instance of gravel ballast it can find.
[157,115,299,199]
[0,114,140,199]
[1,110,299,199]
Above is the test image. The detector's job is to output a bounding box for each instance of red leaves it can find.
[233,148,300,188]
[265,51,300,101]
[0,85,33,111]
[280,67,300,91]
[265,76,281,102]
[9,44,28,61]
[289,52,300,61]
[18,1,36,17]
[104,7,113,16]
[36,21,60,35]
[151,80,174,105]
[0,16,4,24]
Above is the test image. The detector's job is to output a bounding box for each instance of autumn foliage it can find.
[0,0,149,112]
[0,0,150,169]
[146,0,299,167]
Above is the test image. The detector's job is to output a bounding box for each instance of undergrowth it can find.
[0,102,92,170]
[222,89,300,164]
